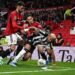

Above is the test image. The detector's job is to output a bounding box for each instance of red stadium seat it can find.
[52,20,75,46]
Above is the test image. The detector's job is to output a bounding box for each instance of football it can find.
[38,59,46,66]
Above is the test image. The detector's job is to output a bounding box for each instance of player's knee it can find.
[47,49,52,55]
[23,52,31,61]
[37,45,44,53]
[24,44,31,50]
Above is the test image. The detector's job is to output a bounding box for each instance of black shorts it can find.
[1,49,11,58]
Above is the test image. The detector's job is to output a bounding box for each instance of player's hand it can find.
[23,24,28,28]
[29,26,36,30]
[20,29,25,34]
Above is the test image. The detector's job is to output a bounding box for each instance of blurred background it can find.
[0,0,75,46]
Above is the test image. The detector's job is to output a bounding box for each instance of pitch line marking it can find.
[0,67,75,74]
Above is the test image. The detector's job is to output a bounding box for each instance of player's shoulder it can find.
[10,11,16,16]
[35,21,40,24]
[34,21,41,25]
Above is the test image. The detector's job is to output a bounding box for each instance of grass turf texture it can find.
[0,60,75,75]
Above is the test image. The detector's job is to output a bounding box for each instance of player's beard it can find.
[19,8,24,13]
[19,10,22,13]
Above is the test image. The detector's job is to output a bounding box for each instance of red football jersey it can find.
[29,22,43,29]
[27,22,43,36]
[3,10,24,36]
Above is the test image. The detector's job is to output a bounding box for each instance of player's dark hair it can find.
[25,14,33,19]
[16,1,25,7]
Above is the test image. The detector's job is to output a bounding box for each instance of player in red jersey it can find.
[0,1,26,65]
[9,15,48,67]
[4,1,25,36]
[26,14,42,28]
[22,14,43,36]
[3,1,25,45]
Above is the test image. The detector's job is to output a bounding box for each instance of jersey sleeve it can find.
[36,22,43,29]
[39,30,48,36]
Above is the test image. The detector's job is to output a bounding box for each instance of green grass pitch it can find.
[0,60,75,75]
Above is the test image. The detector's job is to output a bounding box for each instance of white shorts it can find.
[6,33,22,45]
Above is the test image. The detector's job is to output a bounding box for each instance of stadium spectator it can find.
[66,42,71,46]
[56,33,64,46]
[64,7,75,21]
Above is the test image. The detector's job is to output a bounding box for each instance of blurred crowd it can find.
[0,0,72,10]
[0,7,65,35]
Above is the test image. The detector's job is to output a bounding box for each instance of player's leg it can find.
[15,45,23,56]
[23,45,35,61]
[6,34,17,45]
[0,56,3,65]
[23,45,47,61]
[0,44,16,65]
[9,43,31,67]
[15,34,25,56]
[37,45,47,60]
[47,48,56,65]
[23,52,31,61]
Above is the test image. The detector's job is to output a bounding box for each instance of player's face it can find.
[27,16,34,24]
[19,6,25,13]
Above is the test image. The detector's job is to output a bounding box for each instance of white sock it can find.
[12,48,26,63]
